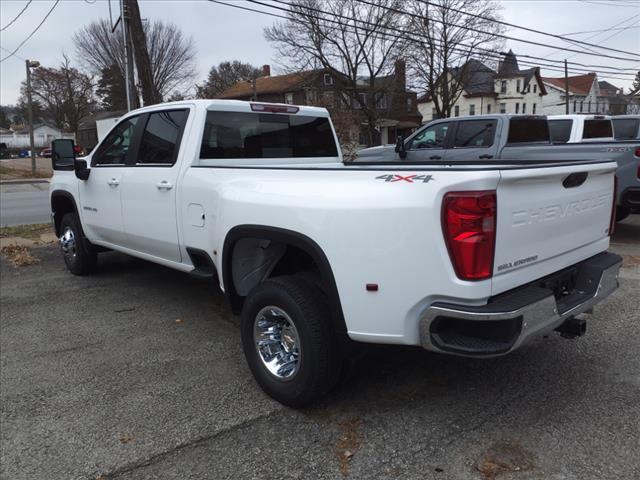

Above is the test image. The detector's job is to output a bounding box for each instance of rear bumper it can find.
[419,252,622,357]
[620,187,640,211]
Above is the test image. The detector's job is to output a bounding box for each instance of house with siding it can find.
[417,50,547,122]
[541,73,601,115]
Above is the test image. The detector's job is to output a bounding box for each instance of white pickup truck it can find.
[50,100,622,406]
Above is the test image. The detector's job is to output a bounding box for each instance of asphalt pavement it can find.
[1,217,639,480]
[0,182,51,227]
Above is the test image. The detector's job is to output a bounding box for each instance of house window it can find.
[533,84,537,93]
[284,92,294,105]
[580,101,583,112]
[516,80,521,92]
[515,103,520,114]
[454,105,460,117]
[500,103,506,113]
[527,84,530,93]
[588,100,591,112]
[522,103,526,114]
[500,80,507,94]
[469,104,476,116]
[376,93,388,110]
[532,103,536,114]
[354,92,367,109]
[487,104,492,114]
[323,91,335,107]
[406,97,412,112]
[573,100,577,113]
[323,73,333,86]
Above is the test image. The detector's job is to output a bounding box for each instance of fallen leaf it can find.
[334,417,362,476]
[475,441,535,480]
[175,319,183,324]
[0,244,39,267]
[119,434,134,444]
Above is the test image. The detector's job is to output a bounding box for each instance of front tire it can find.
[59,212,97,275]
[240,275,341,407]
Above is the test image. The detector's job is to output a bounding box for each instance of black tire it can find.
[59,212,98,275]
[615,206,630,223]
[240,275,341,407]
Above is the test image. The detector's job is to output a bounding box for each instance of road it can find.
[1,217,639,479]
[0,182,51,227]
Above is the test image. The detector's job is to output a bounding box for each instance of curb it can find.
[0,179,50,185]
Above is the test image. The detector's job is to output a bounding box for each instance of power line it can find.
[242,0,637,79]
[562,24,640,36]
[0,0,60,63]
[0,0,33,32]
[357,0,640,61]
[0,46,26,61]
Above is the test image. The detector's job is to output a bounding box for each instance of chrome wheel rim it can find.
[60,226,77,262]
[253,306,301,381]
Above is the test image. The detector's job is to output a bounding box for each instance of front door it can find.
[121,109,189,262]
[79,115,140,245]
[404,121,452,162]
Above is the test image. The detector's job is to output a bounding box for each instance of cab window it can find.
[92,116,139,166]
[453,120,496,148]
[408,122,450,149]
[137,110,189,165]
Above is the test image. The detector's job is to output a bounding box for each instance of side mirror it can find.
[74,159,90,181]
[51,139,75,171]
[395,135,407,159]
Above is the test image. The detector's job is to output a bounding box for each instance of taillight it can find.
[634,146,640,158]
[442,191,497,280]
[250,103,299,114]
[609,176,617,236]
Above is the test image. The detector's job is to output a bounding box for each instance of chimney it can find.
[394,59,406,90]
[262,64,271,77]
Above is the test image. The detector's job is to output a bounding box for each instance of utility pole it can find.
[564,59,569,114]
[119,0,134,111]
[125,0,160,105]
[25,59,40,177]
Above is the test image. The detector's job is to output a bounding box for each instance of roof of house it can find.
[598,80,621,95]
[216,70,323,99]
[542,73,596,95]
[497,49,520,76]
[78,110,126,130]
[13,122,60,134]
[0,127,12,135]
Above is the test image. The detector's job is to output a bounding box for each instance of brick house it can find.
[216,62,422,147]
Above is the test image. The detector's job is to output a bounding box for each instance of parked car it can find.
[357,114,639,221]
[612,115,640,140]
[50,101,621,406]
[40,147,52,158]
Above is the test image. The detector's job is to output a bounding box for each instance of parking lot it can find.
[1,218,639,480]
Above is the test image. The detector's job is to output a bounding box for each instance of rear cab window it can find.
[549,119,573,143]
[583,119,613,140]
[506,117,550,145]
[612,118,640,140]
[200,111,338,159]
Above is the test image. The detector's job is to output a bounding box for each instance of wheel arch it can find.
[50,190,79,236]
[222,225,348,339]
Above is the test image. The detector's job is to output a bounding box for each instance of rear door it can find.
[447,119,499,161]
[404,121,453,161]
[120,109,189,262]
[492,161,616,295]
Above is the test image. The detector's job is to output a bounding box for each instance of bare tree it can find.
[405,0,505,118]
[197,61,263,98]
[18,55,95,135]
[265,0,406,146]
[73,19,197,104]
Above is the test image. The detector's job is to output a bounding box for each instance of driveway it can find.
[1,218,639,479]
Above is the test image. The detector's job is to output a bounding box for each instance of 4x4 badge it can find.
[375,174,434,183]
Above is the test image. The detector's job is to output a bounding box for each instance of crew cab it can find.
[357,114,639,221]
[50,101,621,407]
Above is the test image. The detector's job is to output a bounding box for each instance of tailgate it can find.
[492,161,616,295]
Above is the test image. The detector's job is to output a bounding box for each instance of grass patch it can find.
[0,223,53,241]
[0,244,40,267]
[0,165,52,180]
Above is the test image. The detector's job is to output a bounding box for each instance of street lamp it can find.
[25,59,40,177]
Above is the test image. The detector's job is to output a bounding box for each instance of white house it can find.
[417,51,547,122]
[0,123,74,149]
[541,73,601,115]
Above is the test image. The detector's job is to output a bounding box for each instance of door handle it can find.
[156,181,173,191]
[479,154,494,159]
[107,178,119,187]
[429,155,442,160]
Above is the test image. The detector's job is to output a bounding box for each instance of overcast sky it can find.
[1,0,639,106]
